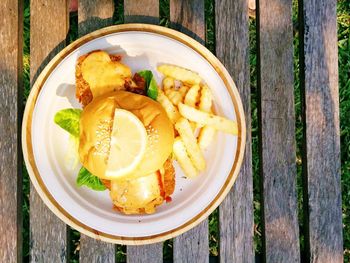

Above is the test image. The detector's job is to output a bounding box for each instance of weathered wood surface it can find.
[173,221,208,263]
[123,1,163,262]
[257,0,300,262]
[170,0,205,45]
[78,0,114,37]
[0,0,22,262]
[124,0,159,24]
[215,0,254,262]
[127,244,163,263]
[79,236,115,263]
[29,1,69,262]
[78,1,116,263]
[170,1,208,262]
[299,0,343,262]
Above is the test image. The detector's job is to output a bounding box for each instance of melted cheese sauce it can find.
[81,51,132,97]
[110,172,163,214]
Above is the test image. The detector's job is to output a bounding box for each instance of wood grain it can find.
[127,245,162,263]
[124,0,159,24]
[170,0,205,45]
[299,0,343,262]
[30,1,69,261]
[79,237,115,263]
[78,1,116,262]
[123,1,163,262]
[215,0,254,262]
[257,0,300,262]
[78,0,114,37]
[170,1,208,262]
[0,0,22,262]
[174,221,208,263]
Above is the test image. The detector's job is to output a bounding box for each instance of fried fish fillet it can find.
[75,50,131,106]
[108,158,175,214]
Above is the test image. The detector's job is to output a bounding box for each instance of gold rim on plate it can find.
[22,24,246,245]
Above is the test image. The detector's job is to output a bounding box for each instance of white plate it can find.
[22,24,246,244]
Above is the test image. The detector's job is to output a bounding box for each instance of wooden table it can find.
[0,0,343,262]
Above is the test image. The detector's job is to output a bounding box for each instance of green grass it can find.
[21,0,350,262]
[22,0,30,261]
[338,1,350,261]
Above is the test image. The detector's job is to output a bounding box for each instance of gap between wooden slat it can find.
[29,0,69,261]
[257,0,300,261]
[205,1,219,259]
[77,0,116,262]
[0,0,23,262]
[291,0,306,259]
[22,0,31,261]
[249,13,264,260]
[159,0,170,27]
[169,1,208,262]
[215,0,254,261]
[298,0,343,262]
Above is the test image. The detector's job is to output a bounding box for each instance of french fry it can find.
[198,85,213,113]
[190,122,197,132]
[178,103,238,135]
[162,77,175,93]
[198,126,216,150]
[184,84,200,107]
[157,89,181,124]
[184,84,200,130]
[179,85,190,98]
[157,65,202,85]
[173,137,198,178]
[175,118,206,171]
[165,89,182,106]
[198,85,215,133]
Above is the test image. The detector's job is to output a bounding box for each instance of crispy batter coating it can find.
[75,54,93,106]
[163,158,175,197]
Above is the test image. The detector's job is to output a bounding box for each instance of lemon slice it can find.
[105,109,147,179]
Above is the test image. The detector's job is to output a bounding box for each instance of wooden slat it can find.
[0,0,22,262]
[215,0,254,261]
[79,237,115,263]
[124,0,159,24]
[123,1,163,262]
[170,0,205,45]
[78,1,116,262]
[170,1,208,262]
[173,221,208,263]
[299,0,343,262]
[257,0,300,262]
[127,245,162,263]
[29,1,69,262]
[78,0,114,37]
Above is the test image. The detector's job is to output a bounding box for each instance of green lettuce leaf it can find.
[76,167,106,191]
[54,108,82,138]
[137,70,158,100]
